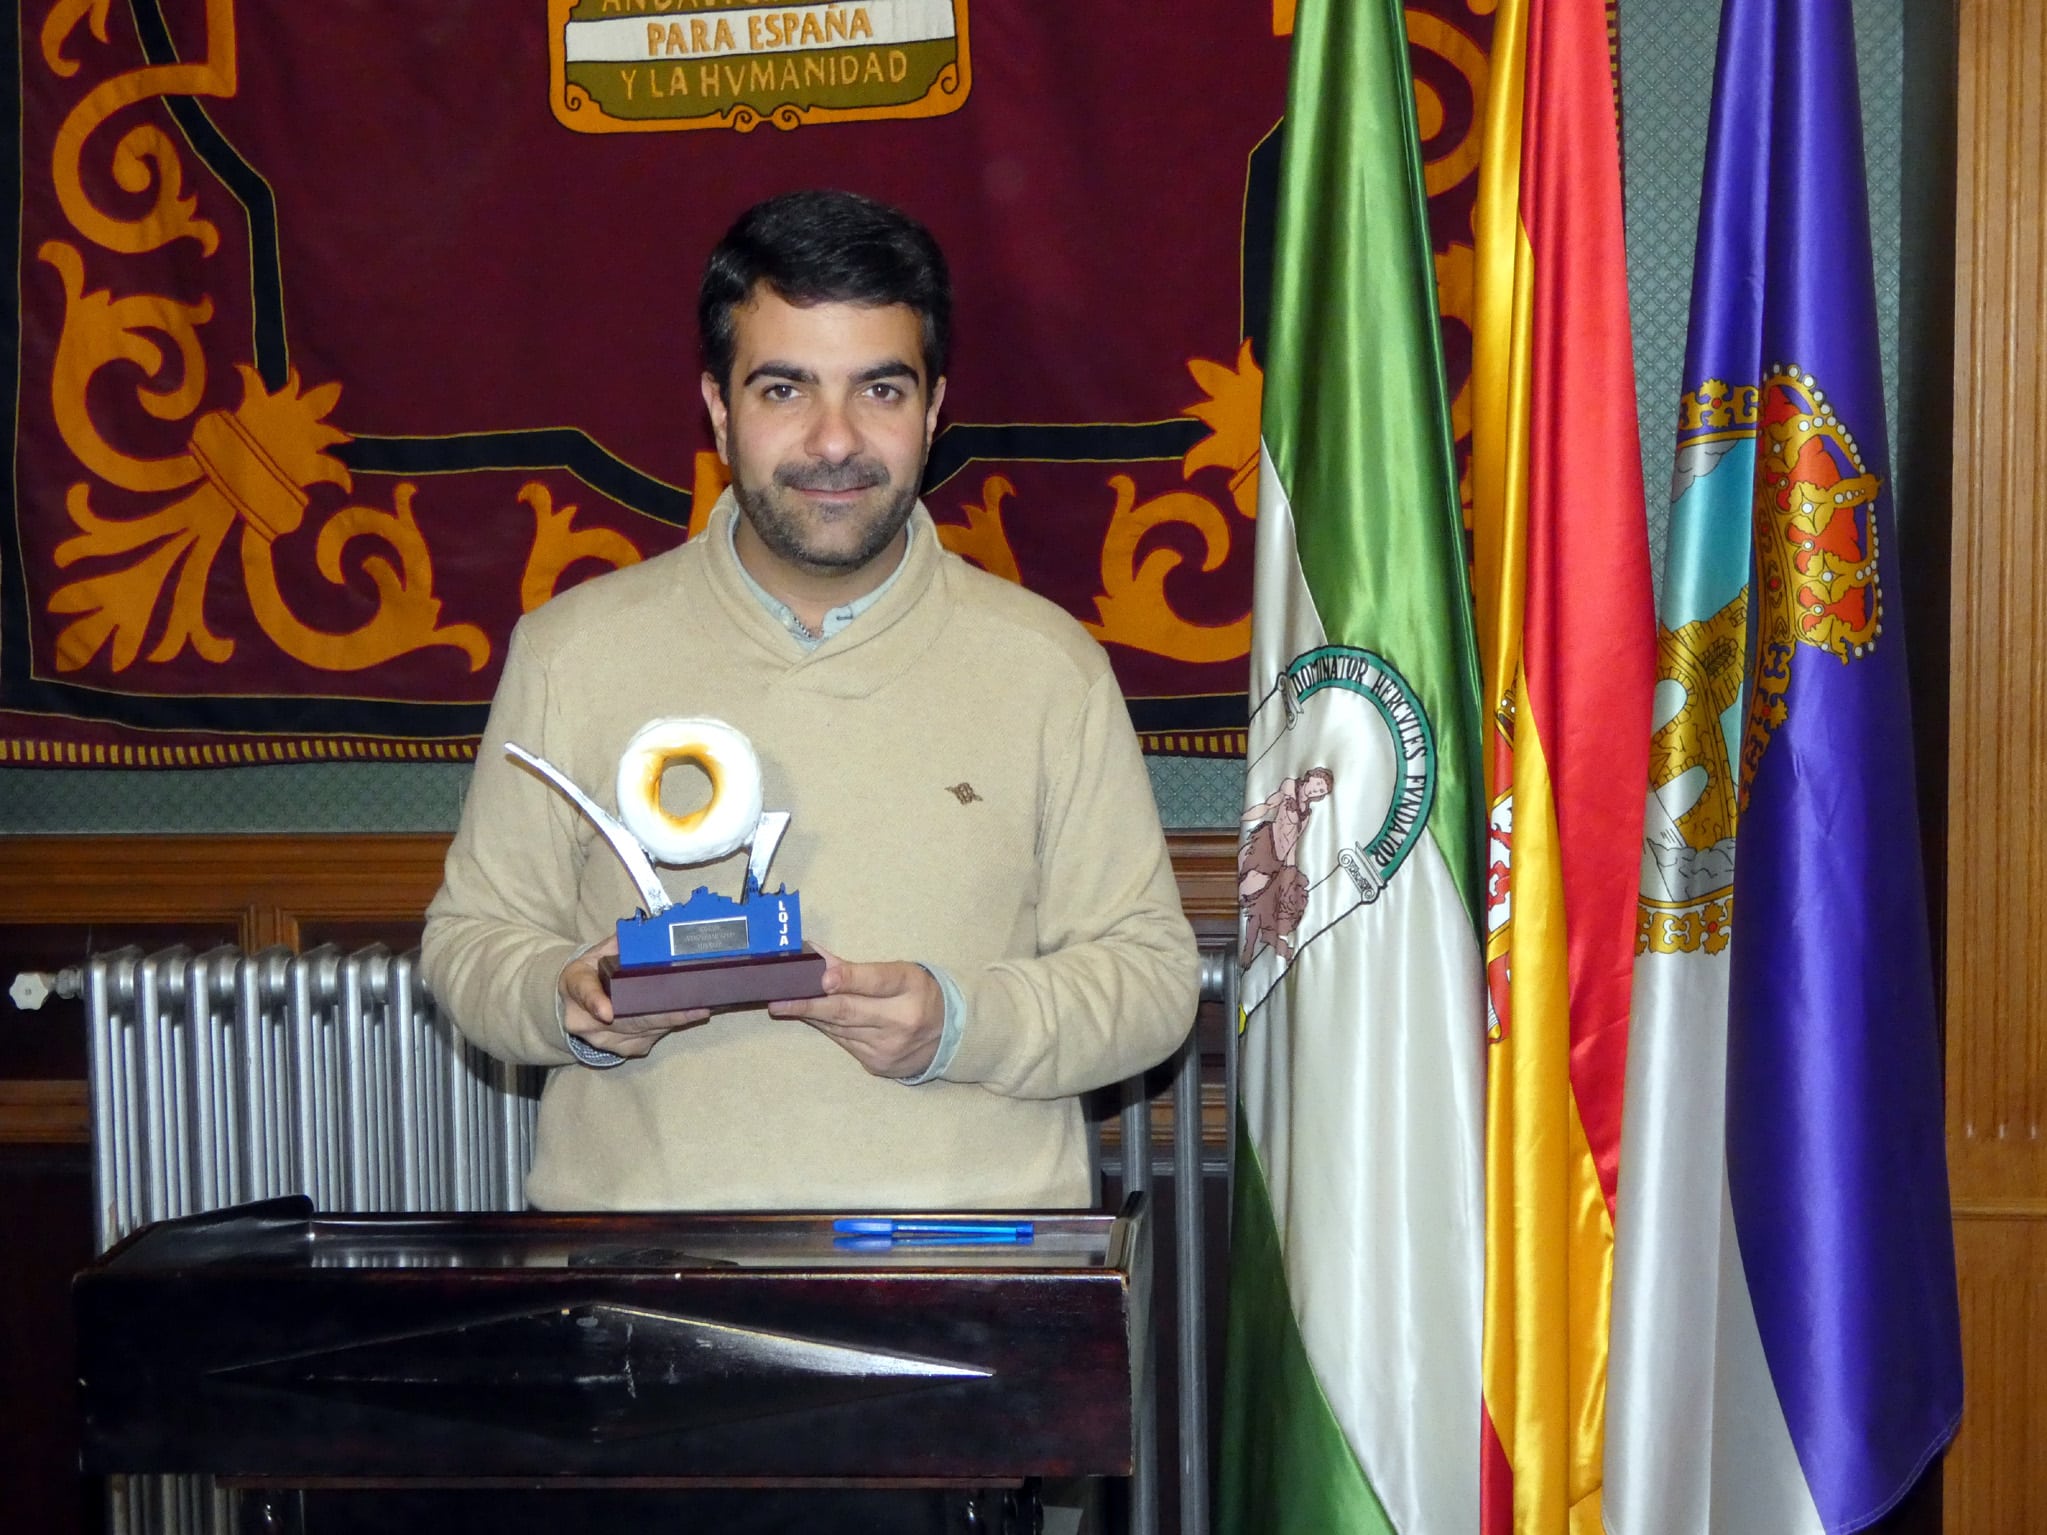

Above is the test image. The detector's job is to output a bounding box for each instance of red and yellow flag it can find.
[1470,1,1655,1531]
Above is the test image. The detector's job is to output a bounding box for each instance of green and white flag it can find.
[1218,0,1487,1530]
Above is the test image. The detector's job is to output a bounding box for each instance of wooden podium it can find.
[74,1196,1151,1534]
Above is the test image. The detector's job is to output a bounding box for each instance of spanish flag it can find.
[1469,1,1656,1530]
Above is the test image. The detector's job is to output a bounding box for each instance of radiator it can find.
[84,943,542,1535]
[80,941,1229,1535]
[86,944,540,1254]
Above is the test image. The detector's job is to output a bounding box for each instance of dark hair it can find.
[698,189,951,396]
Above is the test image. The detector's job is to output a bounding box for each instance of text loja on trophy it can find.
[505,718,826,1015]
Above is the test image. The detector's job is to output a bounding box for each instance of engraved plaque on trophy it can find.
[506,719,826,1015]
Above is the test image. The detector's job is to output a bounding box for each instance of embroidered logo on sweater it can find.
[944,782,982,804]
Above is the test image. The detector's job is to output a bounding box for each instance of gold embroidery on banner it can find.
[37,2,489,679]
[238,479,489,672]
[1402,5,1487,517]
[41,242,210,490]
[1086,477,1251,663]
[935,475,1022,585]
[42,0,113,78]
[1181,340,1263,518]
[1138,729,1247,757]
[1080,341,1260,663]
[1407,10,1489,197]
[51,0,236,255]
[48,349,490,673]
[929,342,1259,665]
[518,482,643,612]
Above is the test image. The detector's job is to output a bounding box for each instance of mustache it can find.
[774,460,889,493]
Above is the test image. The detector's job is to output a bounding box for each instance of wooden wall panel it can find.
[1946,1,2047,1526]
[0,834,453,952]
[1948,1216,2047,1534]
[0,830,1234,946]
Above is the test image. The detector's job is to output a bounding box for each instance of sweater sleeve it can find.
[943,668,1201,1099]
[421,623,595,1066]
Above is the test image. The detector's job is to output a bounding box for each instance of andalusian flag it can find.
[1218,0,1487,1529]
[1469,0,1656,1529]
[1604,2,1962,1529]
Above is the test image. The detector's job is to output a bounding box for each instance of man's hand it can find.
[560,935,709,1059]
[768,949,944,1079]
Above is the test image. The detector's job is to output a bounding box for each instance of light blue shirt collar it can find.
[727,506,916,650]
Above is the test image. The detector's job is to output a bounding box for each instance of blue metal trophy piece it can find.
[613,874,802,970]
[504,721,826,1014]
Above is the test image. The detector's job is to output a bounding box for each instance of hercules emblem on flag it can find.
[1239,644,1435,1015]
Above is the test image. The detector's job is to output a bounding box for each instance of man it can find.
[422,190,1199,1211]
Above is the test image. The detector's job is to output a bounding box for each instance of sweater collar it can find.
[696,490,951,689]
[724,500,919,647]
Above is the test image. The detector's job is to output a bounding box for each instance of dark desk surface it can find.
[77,1197,1148,1485]
[100,1203,1129,1274]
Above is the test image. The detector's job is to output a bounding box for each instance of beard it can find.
[731,454,923,576]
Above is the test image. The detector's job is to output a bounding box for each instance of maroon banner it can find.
[5,0,1487,768]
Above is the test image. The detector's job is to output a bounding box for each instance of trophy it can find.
[506,718,826,1016]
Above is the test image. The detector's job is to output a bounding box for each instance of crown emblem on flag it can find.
[1739,365,1884,804]
[1755,367,1883,661]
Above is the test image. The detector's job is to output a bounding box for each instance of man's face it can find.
[701,288,945,579]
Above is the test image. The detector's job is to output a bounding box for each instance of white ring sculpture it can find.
[615,717,764,867]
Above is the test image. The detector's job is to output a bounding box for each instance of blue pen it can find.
[834,1233,1027,1252]
[833,1218,1034,1241]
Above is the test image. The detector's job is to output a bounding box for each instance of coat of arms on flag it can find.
[1239,644,1436,1013]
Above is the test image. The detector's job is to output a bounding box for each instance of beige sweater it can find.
[422,496,1199,1211]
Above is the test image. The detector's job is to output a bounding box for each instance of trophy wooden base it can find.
[600,946,827,1016]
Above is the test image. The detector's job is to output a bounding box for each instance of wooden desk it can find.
[75,1196,1151,1534]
